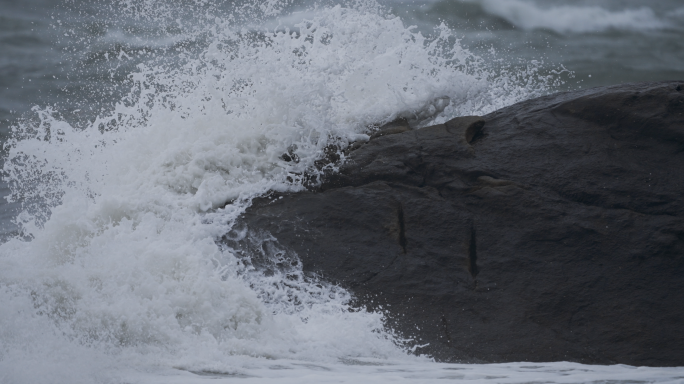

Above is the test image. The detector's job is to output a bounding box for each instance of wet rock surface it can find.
[233,81,684,366]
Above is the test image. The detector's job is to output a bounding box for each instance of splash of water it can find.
[0,0,560,382]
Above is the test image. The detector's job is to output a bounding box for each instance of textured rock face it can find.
[232,81,684,366]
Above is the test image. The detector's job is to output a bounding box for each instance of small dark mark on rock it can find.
[398,202,407,254]
[467,223,479,280]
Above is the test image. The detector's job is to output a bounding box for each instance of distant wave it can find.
[674,7,684,19]
[469,0,671,33]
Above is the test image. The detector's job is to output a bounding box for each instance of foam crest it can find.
[0,0,557,382]
[474,0,670,33]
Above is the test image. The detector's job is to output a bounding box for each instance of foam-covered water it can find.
[0,0,682,383]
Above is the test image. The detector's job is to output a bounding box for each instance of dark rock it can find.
[232,81,684,366]
[369,118,411,140]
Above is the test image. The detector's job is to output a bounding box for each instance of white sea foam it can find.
[0,0,608,383]
[471,0,670,34]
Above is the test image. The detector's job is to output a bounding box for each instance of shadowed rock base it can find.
[232,81,684,366]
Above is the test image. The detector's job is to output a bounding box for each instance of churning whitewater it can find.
[0,0,625,382]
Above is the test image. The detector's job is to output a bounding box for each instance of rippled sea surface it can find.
[0,0,682,383]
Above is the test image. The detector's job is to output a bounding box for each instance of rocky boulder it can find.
[230,81,684,366]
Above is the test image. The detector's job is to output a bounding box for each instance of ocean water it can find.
[0,0,683,383]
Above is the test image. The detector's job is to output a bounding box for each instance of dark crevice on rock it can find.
[398,202,407,254]
[467,223,479,279]
[441,314,453,346]
[360,271,380,285]
[465,119,485,144]
[445,116,485,144]
[469,129,485,145]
